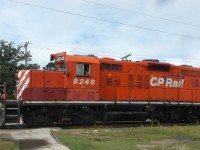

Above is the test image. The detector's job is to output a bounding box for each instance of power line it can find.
[8,41,200,63]
[2,39,200,66]
[80,0,200,28]
[1,39,200,64]
[27,43,196,60]
[3,0,200,40]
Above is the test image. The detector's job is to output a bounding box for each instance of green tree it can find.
[0,40,24,97]
[43,62,57,70]
[18,63,40,70]
[0,40,40,98]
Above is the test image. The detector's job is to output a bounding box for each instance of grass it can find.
[55,125,200,150]
[0,134,19,150]
[0,141,19,150]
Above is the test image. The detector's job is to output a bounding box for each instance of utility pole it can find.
[24,42,29,69]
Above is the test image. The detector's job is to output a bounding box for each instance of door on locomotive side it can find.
[64,54,100,101]
[179,66,198,102]
[98,58,130,101]
[99,62,118,100]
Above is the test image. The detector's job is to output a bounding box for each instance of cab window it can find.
[76,64,91,77]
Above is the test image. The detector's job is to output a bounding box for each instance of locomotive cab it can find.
[50,52,100,101]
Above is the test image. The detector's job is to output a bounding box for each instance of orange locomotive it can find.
[16,52,200,125]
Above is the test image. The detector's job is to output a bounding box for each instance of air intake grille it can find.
[106,78,113,86]
[73,91,80,100]
[144,75,150,89]
[115,79,120,86]
[88,91,95,100]
[128,74,134,88]
[137,75,143,88]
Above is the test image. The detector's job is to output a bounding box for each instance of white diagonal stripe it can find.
[18,70,23,78]
[18,70,30,88]
[17,77,30,100]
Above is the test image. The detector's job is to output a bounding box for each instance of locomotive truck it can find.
[2,51,200,126]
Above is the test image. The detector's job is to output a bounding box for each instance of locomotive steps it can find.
[5,99,20,126]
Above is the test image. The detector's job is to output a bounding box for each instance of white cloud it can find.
[1,0,200,68]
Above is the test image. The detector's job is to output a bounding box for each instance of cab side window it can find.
[76,64,91,77]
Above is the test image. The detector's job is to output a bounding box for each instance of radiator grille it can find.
[128,74,134,88]
[137,75,143,88]
[88,91,95,100]
[144,75,150,89]
[115,79,120,86]
[106,78,113,86]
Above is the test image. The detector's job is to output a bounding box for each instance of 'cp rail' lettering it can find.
[150,77,184,88]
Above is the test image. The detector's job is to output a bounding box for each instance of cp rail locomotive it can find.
[2,51,200,126]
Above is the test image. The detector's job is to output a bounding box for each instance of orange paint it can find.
[16,52,200,103]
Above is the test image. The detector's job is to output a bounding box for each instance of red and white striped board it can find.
[17,70,30,100]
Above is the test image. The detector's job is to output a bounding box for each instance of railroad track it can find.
[59,121,200,129]
[2,121,200,129]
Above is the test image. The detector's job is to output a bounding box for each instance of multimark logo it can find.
[150,77,184,88]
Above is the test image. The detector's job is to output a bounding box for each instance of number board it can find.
[56,56,64,61]
[73,78,95,85]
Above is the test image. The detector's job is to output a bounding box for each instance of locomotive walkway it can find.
[11,128,69,150]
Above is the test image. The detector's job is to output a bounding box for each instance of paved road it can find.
[11,128,70,150]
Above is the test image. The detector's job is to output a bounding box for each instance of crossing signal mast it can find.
[24,42,29,69]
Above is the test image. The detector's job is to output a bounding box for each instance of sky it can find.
[1,0,200,68]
